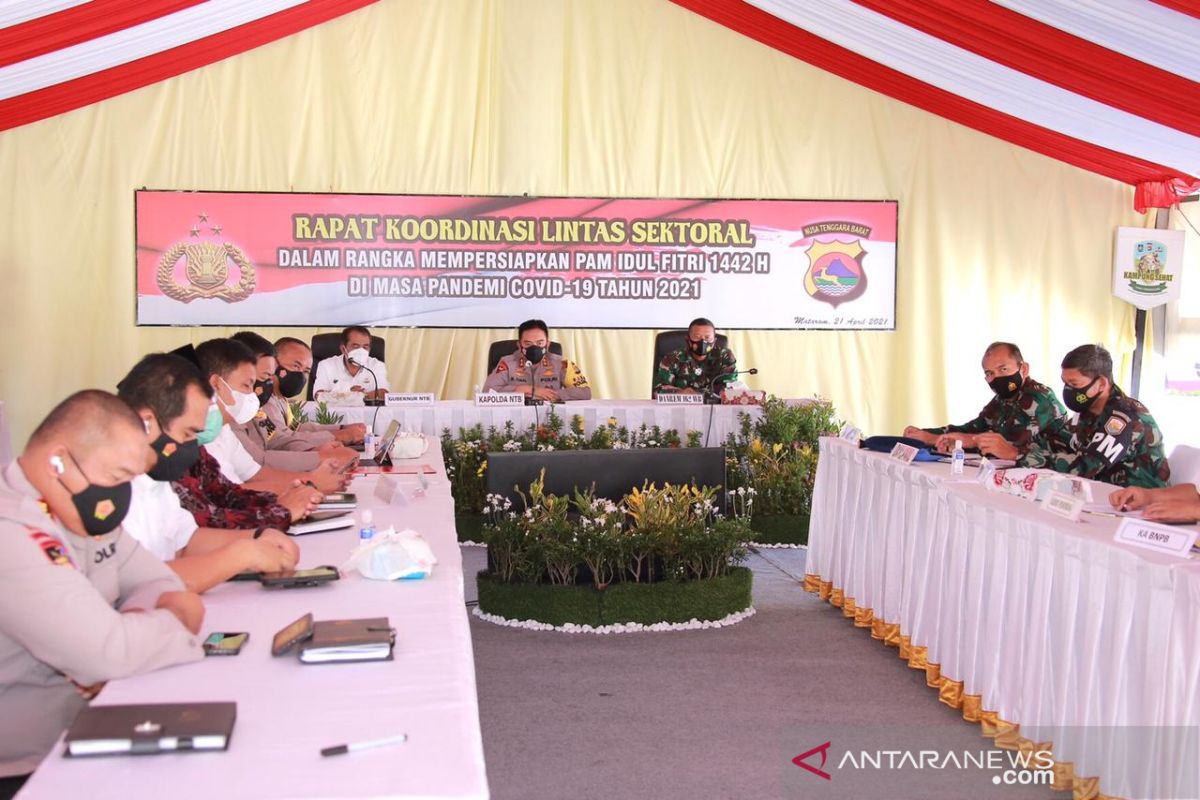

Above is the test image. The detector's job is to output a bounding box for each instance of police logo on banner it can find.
[157,214,256,304]
[1113,227,1184,310]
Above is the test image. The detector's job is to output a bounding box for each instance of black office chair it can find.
[308,333,387,400]
[486,340,563,377]
[651,330,729,397]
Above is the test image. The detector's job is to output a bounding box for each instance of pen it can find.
[321,733,408,757]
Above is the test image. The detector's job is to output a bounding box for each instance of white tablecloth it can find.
[806,438,1200,800]
[19,448,489,800]
[308,399,764,446]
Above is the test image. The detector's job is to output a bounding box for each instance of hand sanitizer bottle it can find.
[951,439,965,475]
[359,510,376,543]
[363,432,376,461]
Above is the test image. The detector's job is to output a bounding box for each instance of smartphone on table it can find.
[203,632,249,656]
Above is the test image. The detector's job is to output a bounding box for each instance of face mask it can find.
[345,347,369,367]
[55,453,131,536]
[988,370,1024,400]
[196,403,224,445]
[253,378,274,407]
[690,339,712,357]
[1063,376,1100,413]
[146,431,201,482]
[523,345,546,364]
[219,378,260,424]
[276,368,307,398]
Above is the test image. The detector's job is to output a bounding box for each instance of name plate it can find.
[976,458,997,485]
[656,393,704,405]
[1042,490,1084,522]
[474,392,525,407]
[1114,517,1198,557]
[889,442,918,464]
[839,425,861,444]
[385,392,435,406]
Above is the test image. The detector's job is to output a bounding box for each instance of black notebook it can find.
[64,702,237,757]
[301,617,395,664]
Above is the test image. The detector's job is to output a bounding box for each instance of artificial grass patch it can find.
[476,567,753,627]
[747,513,809,545]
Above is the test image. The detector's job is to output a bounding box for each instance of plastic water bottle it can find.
[363,432,376,461]
[359,510,376,543]
[951,439,965,475]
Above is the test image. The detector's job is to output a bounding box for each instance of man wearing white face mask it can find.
[195,339,352,496]
[312,326,390,402]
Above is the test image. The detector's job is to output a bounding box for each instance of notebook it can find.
[300,617,395,664]
[64,702,236,757]
[286,510,356,536]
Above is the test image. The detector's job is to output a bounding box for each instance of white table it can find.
[308,399,766,446]
[806,438,1200,800]
[19,448,489,800]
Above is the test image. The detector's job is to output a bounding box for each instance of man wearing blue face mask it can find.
[1020,344,1170,487]
[119,354,301,593]
[195,339,353,495]
[0,391,205,790]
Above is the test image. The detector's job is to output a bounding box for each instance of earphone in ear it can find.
[49,455,65,475]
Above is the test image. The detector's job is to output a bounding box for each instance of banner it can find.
[1112,226,1185,311]
[136,192,897,329]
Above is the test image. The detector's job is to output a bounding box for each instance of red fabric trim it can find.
[1134,179,1200,213]
[1150,0,1200,19]
[852,0,1200,137]
[669,0,1195,186]
[0,0,379,133]
[0,0,205,68]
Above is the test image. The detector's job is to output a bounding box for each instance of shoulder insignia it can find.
[27,528,76,569]
[496,359,508,373]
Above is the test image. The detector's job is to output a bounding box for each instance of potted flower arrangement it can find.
[475,472,752,630]
[724,396,840,546]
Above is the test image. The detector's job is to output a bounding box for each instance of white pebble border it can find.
[459,540,487,548]
[746,542,808,550]
[471,605,756,634]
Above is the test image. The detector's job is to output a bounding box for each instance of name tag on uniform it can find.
[1113,517,1198,557]
[385,392,435,406]
[474,392,525,407]
[656,393,704,405]
[1042,490,1084,522]
[889,443,918,464]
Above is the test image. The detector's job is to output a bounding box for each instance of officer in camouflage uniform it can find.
[1020,344,1169,488]
[654,317,737,398]
[483,319,592,401]
[905,342,1066,458]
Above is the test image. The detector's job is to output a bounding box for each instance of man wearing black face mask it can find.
[482,319,592,401]
[904,342,1066,459]
[0,391,204,788]
[119,354,301,593]
[267,337,366,446]
[229,332,355,471]
[654,317,737,398]
[1020,344,1170,487]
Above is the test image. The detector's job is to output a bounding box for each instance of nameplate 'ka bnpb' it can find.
[656,393,704,405]
[474,392,525,408]
[889,442,919,464]
[385,393,435,406]
[1113,517,1198,558]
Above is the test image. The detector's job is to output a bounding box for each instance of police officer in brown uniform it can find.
[0,392,204,795]
[482,319,592,401]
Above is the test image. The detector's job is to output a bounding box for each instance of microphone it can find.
[347,348,382,408]
[707,367,758,401]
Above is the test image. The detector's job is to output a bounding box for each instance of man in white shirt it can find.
[312,325,390,401]
[195,338,352,495]
[117,354,300,593]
